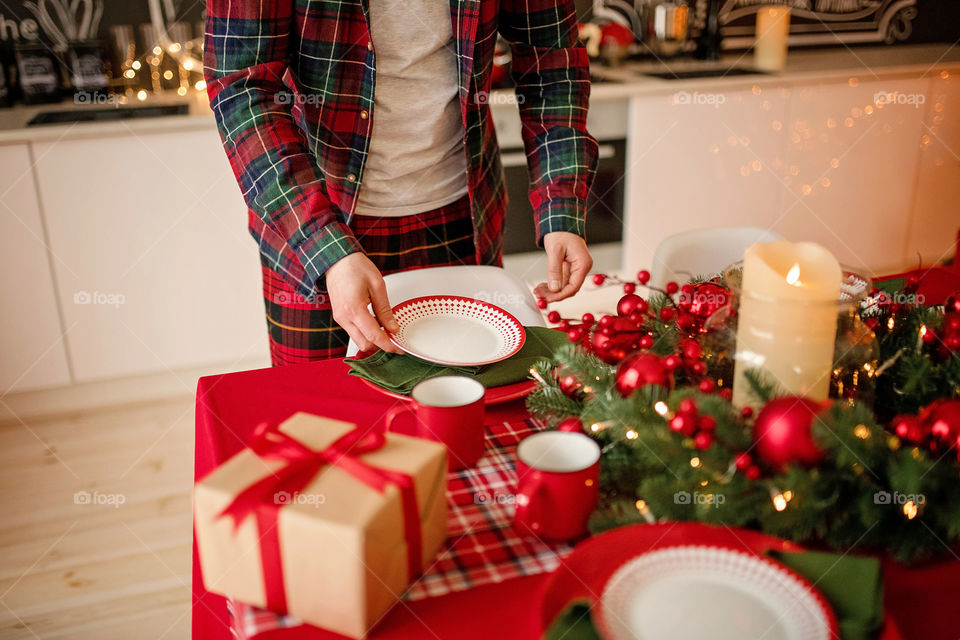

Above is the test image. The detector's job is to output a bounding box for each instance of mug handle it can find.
[515,470,549,534]
[384,404,417,434]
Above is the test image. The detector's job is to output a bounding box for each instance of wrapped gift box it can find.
[195,412,448,638]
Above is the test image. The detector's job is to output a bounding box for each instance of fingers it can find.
[353,310,399,353]
[369,279,400,334]
[546,242,565,293]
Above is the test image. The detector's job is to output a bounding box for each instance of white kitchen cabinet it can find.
[776,76,929,274]
[905,72,960,265]
[622,75,938,278]
[33,129,269,382]
[0,143,72,392]
[623,83,792,275]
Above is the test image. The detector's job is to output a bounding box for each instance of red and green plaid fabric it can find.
[228,417,571,639]
[204,0,598,299]
[261,196,486,365]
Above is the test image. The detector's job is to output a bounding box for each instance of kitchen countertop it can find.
[0,43,957,145]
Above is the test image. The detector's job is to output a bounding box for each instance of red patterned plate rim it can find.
[594,544,839,640]
[388,295,527,367]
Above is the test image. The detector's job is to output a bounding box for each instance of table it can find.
[194,267,960,640]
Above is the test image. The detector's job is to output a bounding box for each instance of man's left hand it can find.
[534,231,593,303]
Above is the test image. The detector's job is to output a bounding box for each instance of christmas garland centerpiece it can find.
[528,242,960,562]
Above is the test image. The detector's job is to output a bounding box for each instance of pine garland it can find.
[528,280,960,563]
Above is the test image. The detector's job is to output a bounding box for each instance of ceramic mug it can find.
[514,431,601,540]
[384,376,486,470]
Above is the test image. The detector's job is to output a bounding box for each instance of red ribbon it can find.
[218,421,423,614]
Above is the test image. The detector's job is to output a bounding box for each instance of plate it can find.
[388,296,526,366]
[596,546,837,640]
[537,523,902,640]
[360,377,536,405]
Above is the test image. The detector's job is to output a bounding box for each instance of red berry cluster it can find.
[668,398,717,450]
[891,398,960,459]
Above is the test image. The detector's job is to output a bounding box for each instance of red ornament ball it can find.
[683,282,730,318]
[680,338,702,361]
[617,294,644,317]
[752,397,830,471]
[660,307,677,322]
[547,310,561,324]
[556,417,583,433]
[892,415,924,443]
[665,282,679,295]
[698,415,717,431]
[734,452,753,471]
[592,273,606,286]
[694,431,714,450]
[615,353,672,397]
[637,270,651,285]
[947,294,960,314]
[920,399,960,444]
[581,313,595,326]
[536,297,547,309]
[623,282,636,295]
[638,334,655,350]
[745,465,762,480]
[559,375,582,397]
[663,354,681,371]
[698,379,716,393]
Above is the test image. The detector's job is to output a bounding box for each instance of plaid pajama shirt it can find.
[205,0,598,360]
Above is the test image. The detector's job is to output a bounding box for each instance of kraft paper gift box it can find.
[195,412,448,639]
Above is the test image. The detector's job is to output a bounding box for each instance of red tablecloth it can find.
[194,264,960,640]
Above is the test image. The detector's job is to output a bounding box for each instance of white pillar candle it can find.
[754,5,790,72]
[732,241,842,408]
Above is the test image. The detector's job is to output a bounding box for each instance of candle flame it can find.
[785,263,802,286]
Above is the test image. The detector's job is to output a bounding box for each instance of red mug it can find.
[514,431,600,541]
[384,376,486,470]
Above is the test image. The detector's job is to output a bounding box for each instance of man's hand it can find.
[325,253,402,353]
[534,231,593,303]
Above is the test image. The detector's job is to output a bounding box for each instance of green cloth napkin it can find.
[543,601,601,640]
[768,550,884,640]
[345,325,567,395]
[543,550,884,640]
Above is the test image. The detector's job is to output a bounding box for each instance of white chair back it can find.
[345,265,544,357]
[650,226,784,287]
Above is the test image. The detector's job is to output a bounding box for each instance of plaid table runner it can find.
[229,417,573,639]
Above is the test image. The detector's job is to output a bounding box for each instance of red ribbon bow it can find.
[218,421,423,614]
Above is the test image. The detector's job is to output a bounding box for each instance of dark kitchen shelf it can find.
[28,104,191,126]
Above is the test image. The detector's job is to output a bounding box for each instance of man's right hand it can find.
[325,253,402,354]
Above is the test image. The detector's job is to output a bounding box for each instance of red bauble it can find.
[752,397,829,471]
[946,293,960,314]
[694,431,714,450]
[892,415,926,444]
[682,282,730,318]
[920,399,960,444]
[592,273,606,286]
[557,417,583,433]
[636,270,651,285]
[559,375,582,397]
[536,297,547,309]
[615,353,672,397]
[617,294,644,317]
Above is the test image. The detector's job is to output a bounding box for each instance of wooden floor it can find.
[0,395,195,639]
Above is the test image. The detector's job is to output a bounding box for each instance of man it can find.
[205,0,598,364]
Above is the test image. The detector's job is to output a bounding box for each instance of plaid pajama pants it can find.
[262,196,498,365]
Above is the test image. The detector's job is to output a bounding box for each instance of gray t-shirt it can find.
[354,0,469,217]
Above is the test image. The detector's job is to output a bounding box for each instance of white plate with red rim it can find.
[596,545,838,640]
[388,295,526,367]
